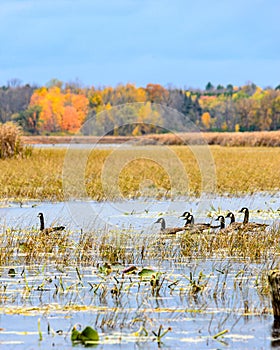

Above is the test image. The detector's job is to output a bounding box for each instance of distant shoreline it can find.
[22,131,280,147]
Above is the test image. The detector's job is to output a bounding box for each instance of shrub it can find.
[0,122,32,159]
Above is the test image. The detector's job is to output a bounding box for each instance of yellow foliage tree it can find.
[201,112,211,129]
[132,102,162,135]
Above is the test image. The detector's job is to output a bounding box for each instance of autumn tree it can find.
[145,84,169,104]
[271,92,280,130]
[30,86,88,133]
[201,112,212,130]
[3,79,280,134]
[234,97,255,130]
[132,102,162,135]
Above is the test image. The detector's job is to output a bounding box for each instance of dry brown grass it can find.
[0,146,279,201]
[0,122,32,159]
[23,130,280,147]
[180,226,280,261]
[145,131,280,147]
[1,222,278,268]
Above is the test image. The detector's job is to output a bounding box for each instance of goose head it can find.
[239,207,249,224]
[225,212,235,222]
[155,217,166,230]
[180,211,191,219]
[239,207,249,214]
[215,215,225,228]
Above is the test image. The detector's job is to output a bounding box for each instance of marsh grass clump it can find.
[98,230,146,265]
[145,131,280,147]
[180,227,280,261]
[0,226,73,267]
[22,131,280,147]
[0,122,32,159]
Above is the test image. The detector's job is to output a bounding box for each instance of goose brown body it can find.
[154,218,185,235]
[239,207,268,230]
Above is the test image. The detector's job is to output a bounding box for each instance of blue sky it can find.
[0,0,279,88]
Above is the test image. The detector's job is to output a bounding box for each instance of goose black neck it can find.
[219,216,225,229]
[39,215,45,230]
[189,215,194,224]
[161,219,166,230]
[184,215,194,226]
[243,209,249,224]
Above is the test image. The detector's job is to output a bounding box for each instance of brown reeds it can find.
[0,122,32,159]
[22,130,280,147]
[144,131,280,147]
[0,145,279,201]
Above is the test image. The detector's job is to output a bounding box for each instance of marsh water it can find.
[0,193,279,349]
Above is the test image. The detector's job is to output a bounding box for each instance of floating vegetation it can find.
[71,325,99,346]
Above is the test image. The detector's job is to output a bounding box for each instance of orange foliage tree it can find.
[29,87,88,133]
[145,84,168,104]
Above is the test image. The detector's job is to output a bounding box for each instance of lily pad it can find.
[71,326,99,345]
[80,326,99,342]
[138,268,157,278]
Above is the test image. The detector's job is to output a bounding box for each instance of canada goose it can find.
[37,212,65,235]
[154,218,185,235]
[215,215,241,233]
[182,214,212,233]
[180,211,213,227]
[215,215,225,229]
[225,212,243,229]
[239,207,268,230]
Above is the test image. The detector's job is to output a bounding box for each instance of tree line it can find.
[1,79,280,135]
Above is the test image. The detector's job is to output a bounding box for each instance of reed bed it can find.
[145,131,280,147]
[0,222,279,270]
[23,130,280,147]
[0,146,279,201]
[0,122,32,159]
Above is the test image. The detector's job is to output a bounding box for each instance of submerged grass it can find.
[0,146,279,201]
